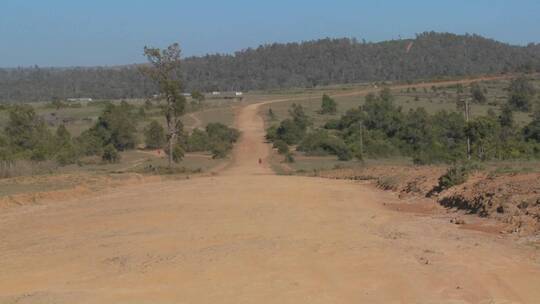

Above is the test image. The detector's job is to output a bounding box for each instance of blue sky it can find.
[1,0,539,67]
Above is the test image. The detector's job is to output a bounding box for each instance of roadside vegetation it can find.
[0,100,239,176]
[0,44,240,179]
[264,75,540,234]
[267,76,540,166]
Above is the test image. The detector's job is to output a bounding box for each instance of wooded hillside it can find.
[1,32,539,102]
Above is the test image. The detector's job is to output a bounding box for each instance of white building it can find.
[67,98,93,102]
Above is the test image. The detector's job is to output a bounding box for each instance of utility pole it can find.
[465,97,471,160]
[359,123,364,157]
[457,92,471,161]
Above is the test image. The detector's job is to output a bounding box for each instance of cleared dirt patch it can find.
[315,165,540,236]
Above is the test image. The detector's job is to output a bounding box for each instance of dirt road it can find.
[187,112,203,130]
[1,80,540,303]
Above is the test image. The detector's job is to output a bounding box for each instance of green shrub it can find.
[323,119,341,129]
[289,103,311,130]
[164,143,185,163]
[362,132,400,158]
[524,110,540,143]
[320,94,337,114]
[30,144,50,162]
[273,140,289,154]
[265,125,278,142]
[211,141,232,159]
[470,83,487,104]
[507,77,536,111]
[91,103,138,151]
[102,144,120,163]
[298,129,352,160]
[171,144,184,163]
[284,152,295,163]
[335,143,352,161]
[0,136,12,162]
[0,104,11,111]
[55,145,79,166]
[191,90,205,102]
[377,176,400,191]
[206,123,240,143]
[144,120,166,149]
[276,119,305,144]
[186,128,211,152]
[437,162,481,190]
[347,142,364,160]
[54,126,79,166]
[5,105,54,158]
[76,130,104,156]
[205,123,239,158]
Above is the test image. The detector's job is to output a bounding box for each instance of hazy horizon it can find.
[1,0,540,68]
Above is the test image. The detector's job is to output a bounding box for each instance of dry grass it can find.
[0,151,227,202]
[0,160,58,179]
[259,76,539,127]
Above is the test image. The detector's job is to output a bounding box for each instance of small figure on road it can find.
[258,158,262,165]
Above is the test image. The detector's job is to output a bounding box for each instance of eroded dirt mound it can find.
[317,165,445,196]
[439,172,540,235]
[316,166,540,235]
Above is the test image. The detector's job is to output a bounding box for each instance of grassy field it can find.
[2,75,536,139]
[269,147,540,177]
[0,95,241,136]
[0,149,228,199]
[260,76,540,128]
[269,148,415,175]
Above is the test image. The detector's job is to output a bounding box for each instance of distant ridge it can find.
[1,32,539,102]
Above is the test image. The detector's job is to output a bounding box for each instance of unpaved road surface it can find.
[1,80,540,303]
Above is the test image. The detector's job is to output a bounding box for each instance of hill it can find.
[1,32,539,102]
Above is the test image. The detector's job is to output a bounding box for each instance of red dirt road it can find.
[1,78,540,303]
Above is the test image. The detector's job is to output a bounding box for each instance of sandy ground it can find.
[1,79,540,303]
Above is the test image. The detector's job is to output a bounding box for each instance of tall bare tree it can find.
[140,43,186,168]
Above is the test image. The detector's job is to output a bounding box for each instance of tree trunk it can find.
[359,124,364,156]
[167,114,174,169]
[168,134,173,169]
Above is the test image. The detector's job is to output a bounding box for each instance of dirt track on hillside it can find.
[1,76,540,303]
